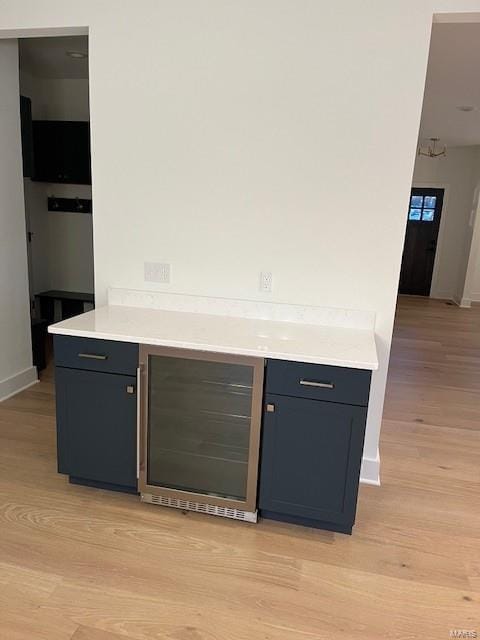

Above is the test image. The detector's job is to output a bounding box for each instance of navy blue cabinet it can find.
[259,360,371,534]
[52,335,371,525]
[54,336,139,493]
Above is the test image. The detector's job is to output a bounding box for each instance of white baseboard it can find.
[360,451,380,486]
[430,292,475,307]
[450,294,469,308]
[429,290,454,301]
[0,366,38,403]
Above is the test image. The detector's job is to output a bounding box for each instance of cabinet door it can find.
[32,121,62,182]
[20,96,34,177]
[32,121,91,184]
[55,367,137,489]
[259,394,367,527]
[58,122,91,184]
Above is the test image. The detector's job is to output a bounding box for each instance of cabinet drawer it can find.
[54,335,138,375]
[265,359,371,407]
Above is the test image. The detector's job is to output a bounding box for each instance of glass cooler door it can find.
[139,346,264,512]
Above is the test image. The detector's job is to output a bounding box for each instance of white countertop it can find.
[48,304,378,370]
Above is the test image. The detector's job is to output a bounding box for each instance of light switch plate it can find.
[144,262,171,283]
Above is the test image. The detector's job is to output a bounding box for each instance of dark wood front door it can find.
[399,187,444,296]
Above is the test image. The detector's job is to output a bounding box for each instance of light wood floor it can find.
[0,296,478,640]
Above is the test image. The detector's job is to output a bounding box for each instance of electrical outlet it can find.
[259,271,273,293]
[144,262,171,284]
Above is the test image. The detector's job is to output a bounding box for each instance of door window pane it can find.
[424,195,437,208]
[147,355,254,500]
[409,208,422,220]
[411,195,423,208]
[422,209,435,222]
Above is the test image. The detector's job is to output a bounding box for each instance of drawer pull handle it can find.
[78,353,108,361]
[136,366,142,479]
[299,379,335,390]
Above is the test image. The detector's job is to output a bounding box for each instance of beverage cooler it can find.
[138,346,264,522]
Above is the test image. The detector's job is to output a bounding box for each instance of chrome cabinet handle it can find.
[136,366,142,480]
[299,379,335,390]
[78,353,108,360]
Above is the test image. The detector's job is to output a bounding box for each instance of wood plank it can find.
[71,626,129,640]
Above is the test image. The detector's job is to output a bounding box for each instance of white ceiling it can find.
[19,36,88,80]
[419,23,480,147]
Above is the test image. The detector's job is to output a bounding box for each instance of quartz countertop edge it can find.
[48,304,379,371]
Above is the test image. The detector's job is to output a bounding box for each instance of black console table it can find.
[36,290,94,323]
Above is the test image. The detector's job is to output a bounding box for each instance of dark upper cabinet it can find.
[20,96,34,177]
[32,120,92,184]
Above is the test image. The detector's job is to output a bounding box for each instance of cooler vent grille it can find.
[141,493,257,523]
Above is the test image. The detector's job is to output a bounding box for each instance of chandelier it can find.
[418,137,446,158]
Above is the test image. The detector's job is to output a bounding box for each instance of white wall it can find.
[45,184,94,293]
[23,178,51,294]
[30,77,89,121]
[20,71,89,120]
[459,157,480,304]
[462,213,480,302]
[3,1,480,481]
[412,146,480,301]
[23,182,94,296]
[20,71,94,296]
[456,174,480,305]
[0,40,37,400]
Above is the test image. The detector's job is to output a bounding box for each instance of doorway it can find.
[381,19,480,625]
[18,35,94,374]
[399,187,444,296]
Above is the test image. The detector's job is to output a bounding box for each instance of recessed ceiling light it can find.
[66,51,87,59]
[456,105,476,112]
